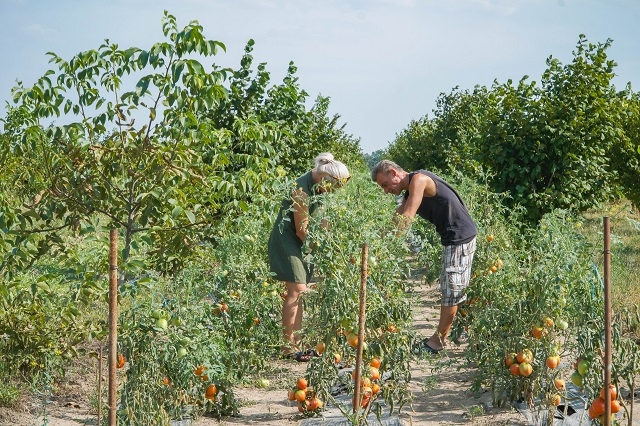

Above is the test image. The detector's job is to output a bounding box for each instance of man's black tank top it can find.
[403,170,477,246]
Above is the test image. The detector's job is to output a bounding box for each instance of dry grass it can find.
[580,200,640,317]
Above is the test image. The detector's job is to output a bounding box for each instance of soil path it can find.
[0,281,529,426]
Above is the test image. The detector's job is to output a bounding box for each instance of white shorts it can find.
[439,238,476,306]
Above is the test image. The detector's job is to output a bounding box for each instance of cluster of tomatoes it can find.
[193,365,218,402]
[351,357,383,409]
[570,357,590,387]
[587,384,621,422]
[287,377,323,414]
[505,349,534,377]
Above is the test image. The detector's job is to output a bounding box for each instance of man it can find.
[371,160,477,353]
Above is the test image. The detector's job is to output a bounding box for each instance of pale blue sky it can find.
[1,0,639,153]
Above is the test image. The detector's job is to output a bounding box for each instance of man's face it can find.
[375,169,402,195]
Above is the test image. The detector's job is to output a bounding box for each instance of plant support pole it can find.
[604,217,612,426]
[98,345,102,426]
[353,243,368,414]
[108,229,118,426]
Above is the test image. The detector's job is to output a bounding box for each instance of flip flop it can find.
[421,340,442,355]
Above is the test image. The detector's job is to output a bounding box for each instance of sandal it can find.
[306,349,321,358]
[282,349,321,362]
[421,340,442,355]
[282,351,312,362]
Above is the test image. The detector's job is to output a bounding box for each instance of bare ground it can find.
[0,282,530,426]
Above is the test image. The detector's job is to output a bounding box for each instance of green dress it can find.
[268,171,320,283]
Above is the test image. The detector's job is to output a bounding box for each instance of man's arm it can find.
[393,173,432,232]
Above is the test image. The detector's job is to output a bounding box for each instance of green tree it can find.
[386,115,435,172]
[386,86,487,174]
[0,12,281,276]
[478,35,622,223]
[208,39,365,176]
[363,149,386,170]
[610,86,640,209]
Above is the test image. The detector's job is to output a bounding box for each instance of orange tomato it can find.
[315,341,326,355]
[294,389,307,402]
[600,384,617,401]
[505,353,517,367]
[588,404,598,419]
[549,394,561,406]
[287,389,296,401]
[519,362,533,377]
[205,384,217,400]
[369,367,380,381]
[530,326,544,339]
[306,397,322,411]
[347,332,359,348]
[517,349,533,364]
[296,377,308,390]
[116,353,125,369]
[371,383,381,394]
[194,365,206,376]
[370,357,381,368]
[611,399,621,414]
[554,378,566,390]
[334,353,342,364]
[545,355,560,369]
[591,397,606,416]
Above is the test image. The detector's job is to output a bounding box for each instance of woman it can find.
[268,152,350,361]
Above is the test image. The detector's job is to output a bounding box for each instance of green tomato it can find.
[577,360,590,376]
[570,371,583,387]
[368,256,378,267]
[556,319,569,330]
[151,309,163,320]
[170,316,182,326]
[256,378,270,388]
[155,318,168,330]
[177,347,188,358]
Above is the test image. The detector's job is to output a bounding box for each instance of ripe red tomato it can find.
[509,363,520,376]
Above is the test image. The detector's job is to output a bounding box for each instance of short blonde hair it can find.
[314,152,350,183]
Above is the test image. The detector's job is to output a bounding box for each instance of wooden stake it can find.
[97,345,102,426]
[108,229,118,426]
[353,244,368,414]
[604,217,612,426]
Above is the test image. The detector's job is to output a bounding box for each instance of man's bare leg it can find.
[425,304,458,350]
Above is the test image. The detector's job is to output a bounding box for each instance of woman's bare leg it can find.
[282,281,307,354]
